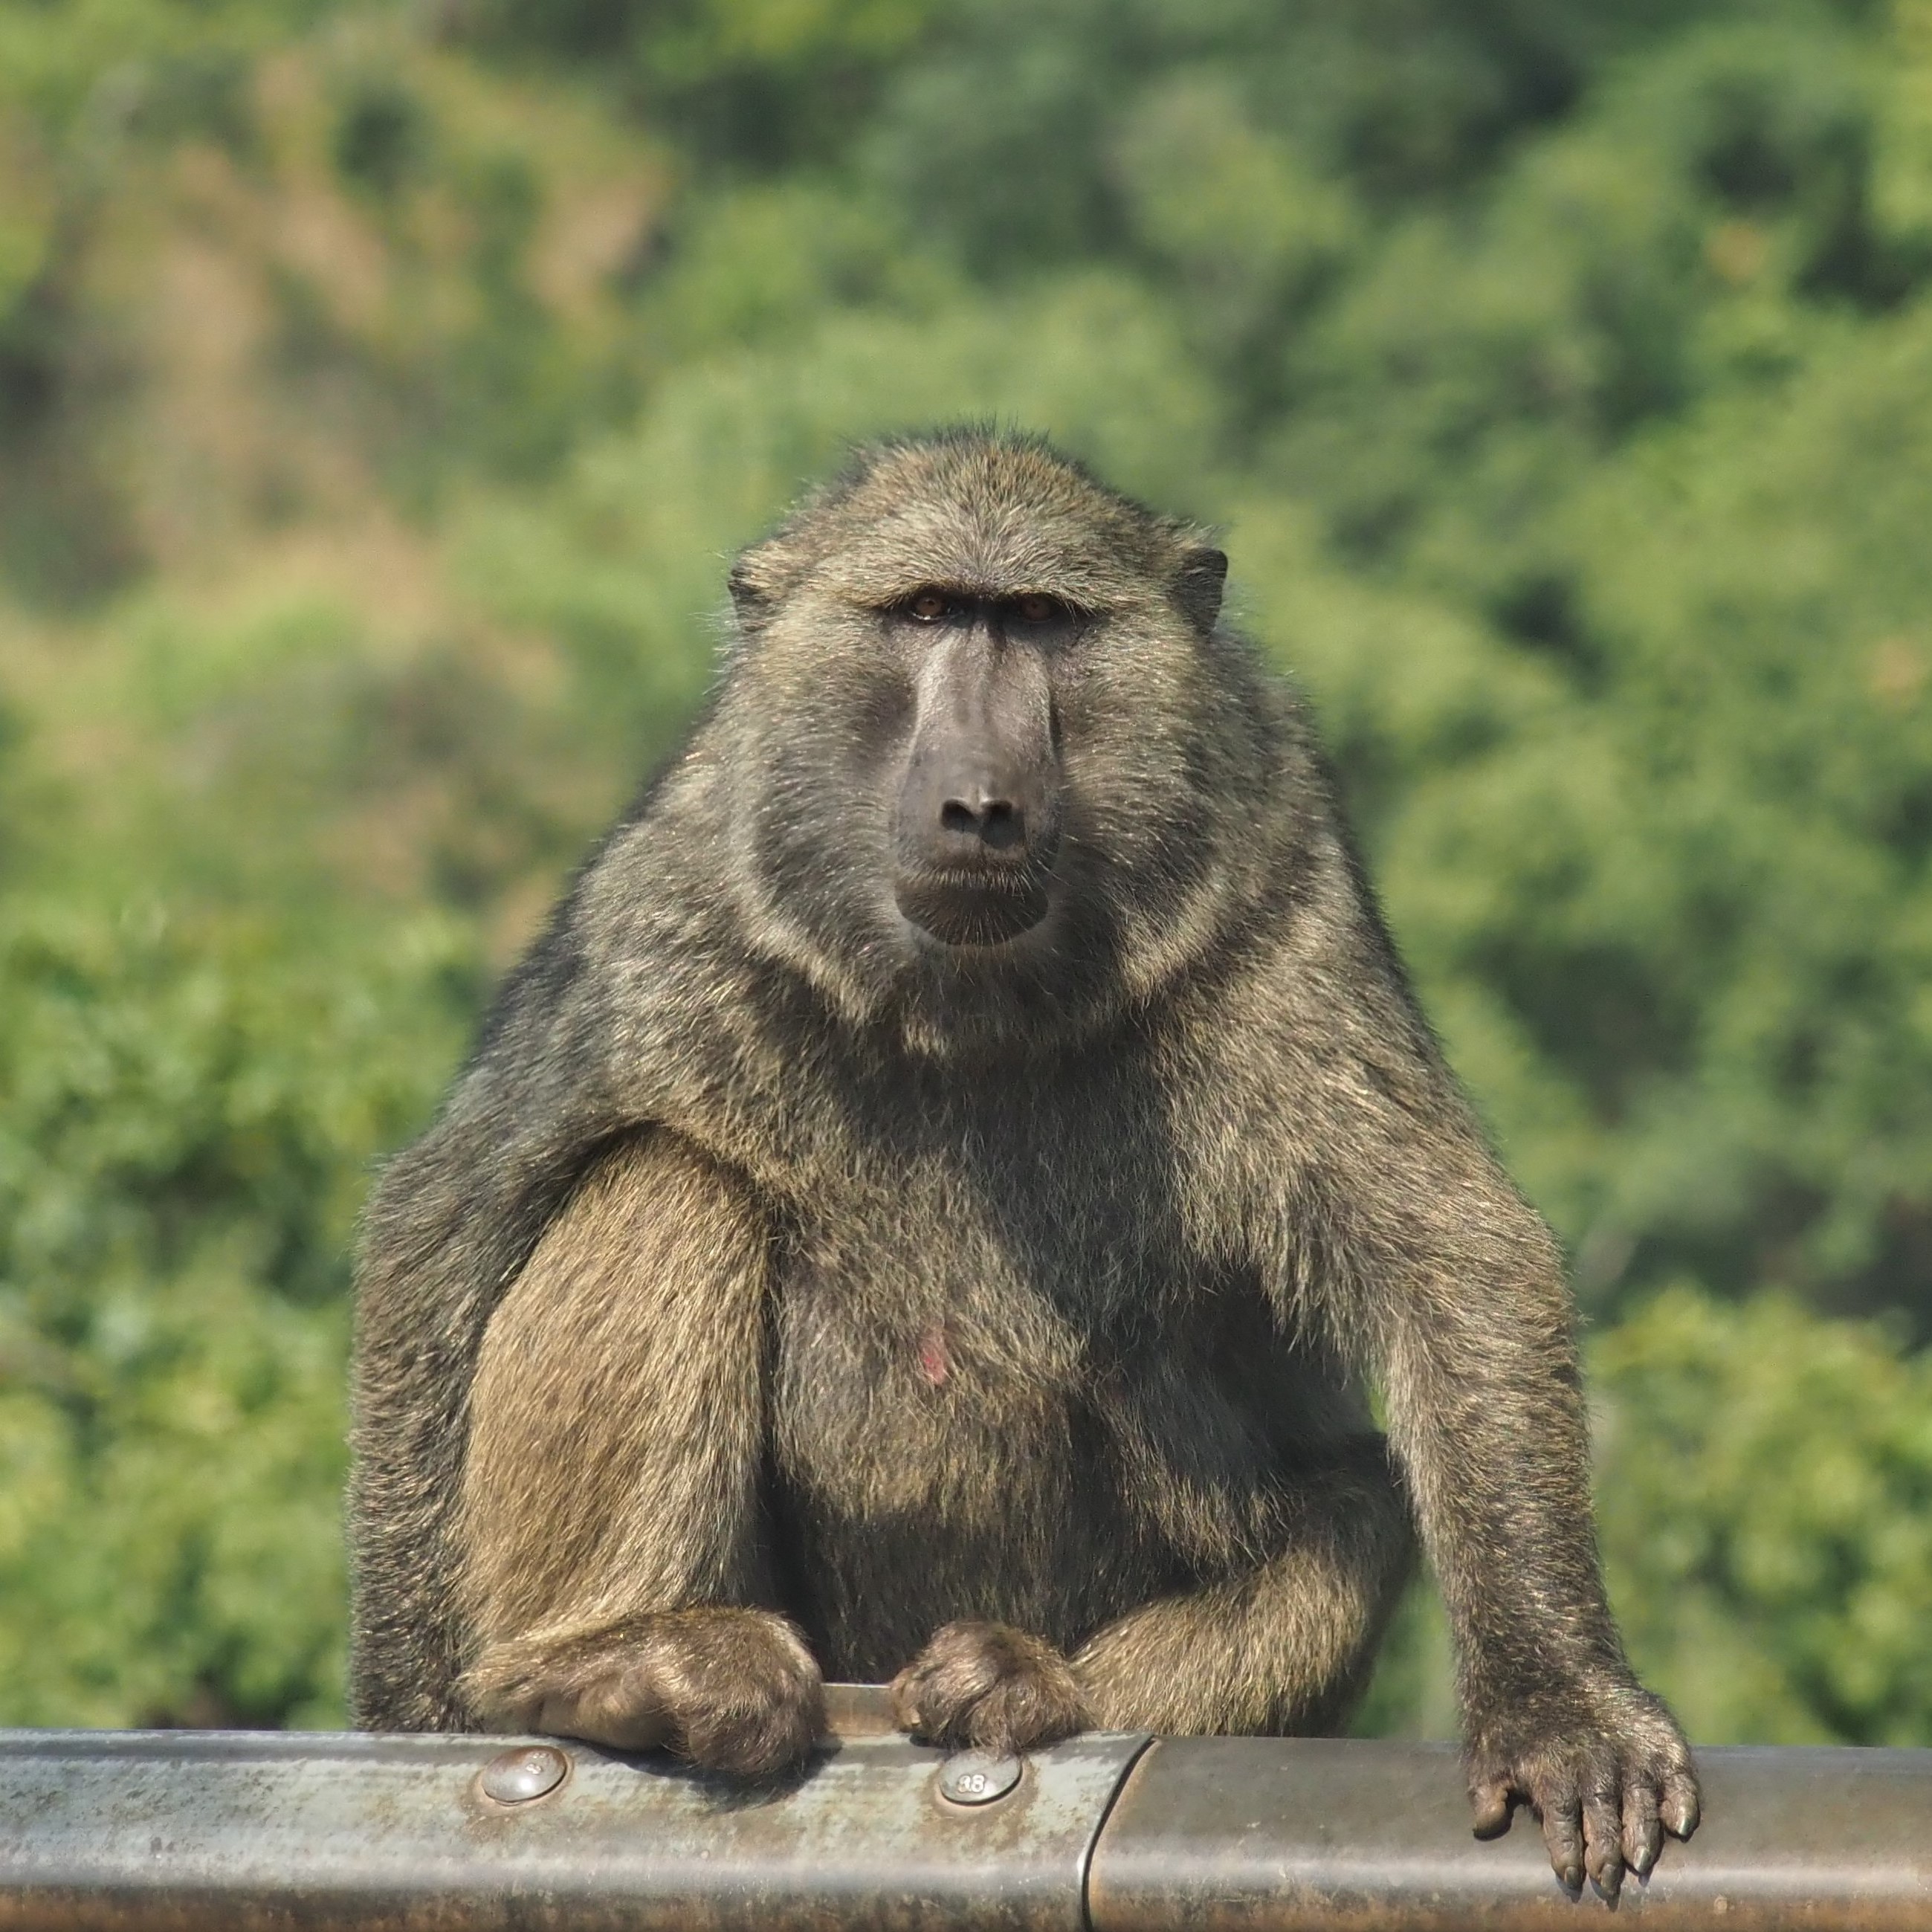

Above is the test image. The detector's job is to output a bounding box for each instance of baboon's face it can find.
[723,442,1255,1047]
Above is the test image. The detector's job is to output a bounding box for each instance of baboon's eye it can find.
[904,589,957,623]
[1012,593,1068,625]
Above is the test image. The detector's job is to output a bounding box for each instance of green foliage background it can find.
[3,0,1931,1740]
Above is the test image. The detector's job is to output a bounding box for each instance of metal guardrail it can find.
[1,1689,1929,1929]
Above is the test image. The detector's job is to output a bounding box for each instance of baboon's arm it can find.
[1295,1067,1698,1898]
[1075,1435,1412,1735]
[452,1128,823,1769]
[458,1128,772,1654]
[454,1130,821,1774]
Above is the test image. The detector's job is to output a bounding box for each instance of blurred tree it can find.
[0,895,473,1722]
[1596,1288,1932,1745]
[0,7,670,601]
[466,0,938,169]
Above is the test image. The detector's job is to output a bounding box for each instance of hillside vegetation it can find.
[3,0,1932,1741]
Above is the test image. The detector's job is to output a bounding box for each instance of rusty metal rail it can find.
[0,1690,1928,1929]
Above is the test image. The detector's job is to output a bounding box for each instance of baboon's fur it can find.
[350,430,1693,1894]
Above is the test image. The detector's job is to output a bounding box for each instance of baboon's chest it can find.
[761,1161,1290,1675]
[769,1182,1138,1486]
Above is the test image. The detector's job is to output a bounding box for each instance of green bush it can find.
[1597,1288,1932,1745]
[0,898,469,1722]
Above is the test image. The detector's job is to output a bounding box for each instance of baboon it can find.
[350,429,1697,1900]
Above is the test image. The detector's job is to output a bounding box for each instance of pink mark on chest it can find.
[916,1323,952,1387]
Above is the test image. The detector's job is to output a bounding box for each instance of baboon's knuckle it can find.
[644,1655,714,1718]
[677,1673,816,1774]
[740,1609,807,1660]
[1534,1766,1585,1813]
[690,1720,782,1777]
[931,1625,1002,1673]
[928,1655,1003,1706]
[747,1644,812,1696]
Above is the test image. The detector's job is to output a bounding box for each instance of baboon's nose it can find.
[908,754,1048,876]
[894,755,1061,946]
[939,791,1026,855]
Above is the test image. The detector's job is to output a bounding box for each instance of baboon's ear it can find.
[1175,546,1228,634]
[728,557,771,616]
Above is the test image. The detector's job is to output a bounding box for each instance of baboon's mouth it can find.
[894,870,1052,949]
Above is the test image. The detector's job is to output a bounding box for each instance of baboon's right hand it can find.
[463,1606,824,1780]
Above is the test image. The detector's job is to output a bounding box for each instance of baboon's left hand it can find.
[1467,1681,1699,1902]
[891,1620,1088,1755]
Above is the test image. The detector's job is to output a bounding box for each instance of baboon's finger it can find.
[1661,1766,1702,1839]
[1538,1788,1586,1894]
[1582,1786,1624,1900]
[1468,1775,1514,1838]
[1621,1774,1662,1877]
[537,1681,669,1754]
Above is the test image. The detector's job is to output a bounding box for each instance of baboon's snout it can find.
[891,629,1062,949]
